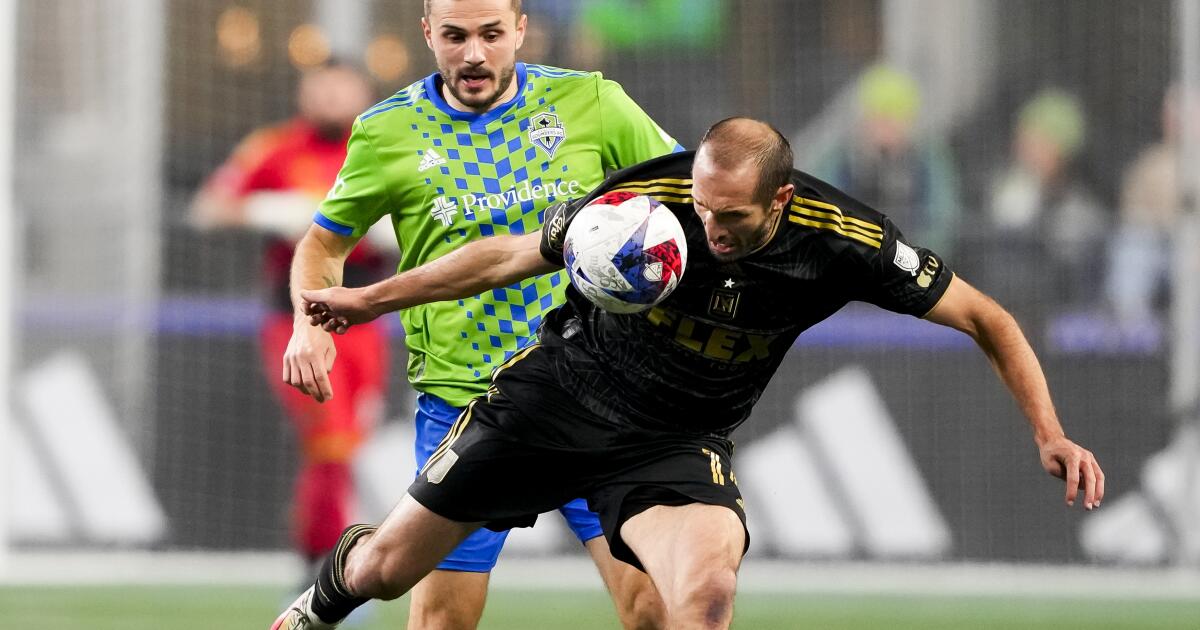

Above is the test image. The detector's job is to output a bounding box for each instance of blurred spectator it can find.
[568,0,728,137]
[811,64,960,255]
[190,61,392,575]
[578,0,724,51]
[526,0,588,27]
[980,89,1106,311]
[544,0,727,69]
[1106,86,1198,325]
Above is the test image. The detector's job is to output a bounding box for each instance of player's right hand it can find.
[282,320,337,402]
[1038,435,1105,510]
[300,286,381,334]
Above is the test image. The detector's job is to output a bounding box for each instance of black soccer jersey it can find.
[537,151,953,436]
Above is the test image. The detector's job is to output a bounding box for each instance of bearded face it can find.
[423,0,526,113]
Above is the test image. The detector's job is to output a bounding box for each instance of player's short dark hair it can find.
[698,117,794,207]
[424,0,522,19]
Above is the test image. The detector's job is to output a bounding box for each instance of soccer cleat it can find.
[271,586,338,630]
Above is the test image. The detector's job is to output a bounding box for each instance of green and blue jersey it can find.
[317,63,682,407]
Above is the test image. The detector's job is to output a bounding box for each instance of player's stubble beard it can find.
[441,62,516,113]
[710,207,782,263]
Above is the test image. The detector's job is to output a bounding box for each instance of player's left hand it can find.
[301,286,380,334]
[1038,435,1105,510]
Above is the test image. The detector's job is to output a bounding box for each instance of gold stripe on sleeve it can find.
[787,213,883,249]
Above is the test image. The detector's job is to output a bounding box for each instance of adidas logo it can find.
[739,368,952,558]
[418,148,447,172]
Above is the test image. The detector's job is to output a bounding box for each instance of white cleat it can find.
[270,586,338,630]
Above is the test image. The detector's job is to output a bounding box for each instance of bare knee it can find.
[669,568,737,628]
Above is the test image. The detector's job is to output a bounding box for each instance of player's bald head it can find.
[424,0,522,20]
[697,118,794,206]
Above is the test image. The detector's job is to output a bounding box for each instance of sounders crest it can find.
[529,112,566,158]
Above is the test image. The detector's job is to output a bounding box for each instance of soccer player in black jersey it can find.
[283,118,1104,629]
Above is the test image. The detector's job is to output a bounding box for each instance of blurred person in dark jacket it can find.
[812,64,961,257]
[982,89,1106,312]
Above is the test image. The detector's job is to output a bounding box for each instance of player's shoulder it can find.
[590,151,695,202]
[612,151,694,184]
[783,169,888,252]
[358,78,431,126]
[523,63,597,81]
[524,63,617,96]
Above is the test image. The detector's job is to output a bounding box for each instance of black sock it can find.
[310,524,376,624]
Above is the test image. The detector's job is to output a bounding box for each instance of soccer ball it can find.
[563,191,688,314]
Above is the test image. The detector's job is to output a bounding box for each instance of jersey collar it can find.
[424,62,528,125]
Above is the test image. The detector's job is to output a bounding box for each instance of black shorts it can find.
[408,343,748,570]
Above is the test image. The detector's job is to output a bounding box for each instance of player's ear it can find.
[514,13,527,50]
[772,183,795,212]
[422,17,434,50]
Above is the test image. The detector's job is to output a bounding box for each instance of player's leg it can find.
[584,535,667,629]
[619,503,745,629]
[401,347,611,629]
[591,439,748,629]
[343,493,480,599]
[273,342,576,629]
[274,390,527,630]
[406,527,502,629]
[273,494,481,630]
[407,570,490,629]
[407,393,509,629]
[559,499,666,629]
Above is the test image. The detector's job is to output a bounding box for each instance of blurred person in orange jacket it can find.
[191,60,391,574]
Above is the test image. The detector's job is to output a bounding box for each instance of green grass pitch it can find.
[2,586,1199,629]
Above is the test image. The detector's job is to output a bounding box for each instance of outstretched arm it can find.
[302,231,558,333]
[924,275,1105,510]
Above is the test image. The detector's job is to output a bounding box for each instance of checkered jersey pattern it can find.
[316,63,681,406]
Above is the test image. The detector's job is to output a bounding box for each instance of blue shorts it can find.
[413,393,604,572]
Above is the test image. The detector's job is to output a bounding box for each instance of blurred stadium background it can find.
[4,0,1200,627]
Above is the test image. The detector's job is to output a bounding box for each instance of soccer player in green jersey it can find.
[278,1,681,628]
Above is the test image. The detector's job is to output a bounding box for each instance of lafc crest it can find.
[709,288,740,320]
[529,112,565,158]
